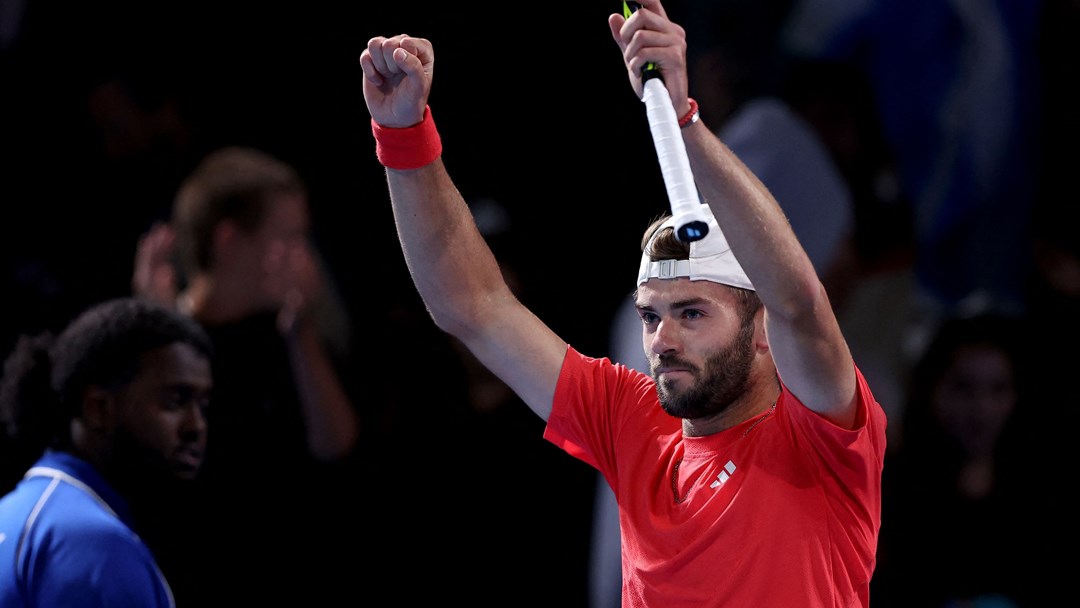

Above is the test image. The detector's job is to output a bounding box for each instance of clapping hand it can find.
[132,222,179,308]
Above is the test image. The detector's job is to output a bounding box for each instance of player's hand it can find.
[359,34,434,128]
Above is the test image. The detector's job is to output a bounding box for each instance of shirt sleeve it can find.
[36,526,174,608]
[544,345,659,483]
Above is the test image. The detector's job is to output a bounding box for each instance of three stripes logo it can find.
[709,460,737,489]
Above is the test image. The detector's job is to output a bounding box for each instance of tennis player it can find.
[357,1,886,605]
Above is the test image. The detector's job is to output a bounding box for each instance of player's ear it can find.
[754,308,770,353]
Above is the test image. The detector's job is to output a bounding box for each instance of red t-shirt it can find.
[544,346,886,607]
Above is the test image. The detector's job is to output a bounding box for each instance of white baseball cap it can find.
[636,204,755,291]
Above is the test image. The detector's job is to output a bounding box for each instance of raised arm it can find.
[359,35,567,421]
[610,1,857,427]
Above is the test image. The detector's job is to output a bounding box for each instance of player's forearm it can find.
[683,120,822,316]
[386,160,514,339]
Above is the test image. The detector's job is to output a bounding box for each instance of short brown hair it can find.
[172,146,305,274]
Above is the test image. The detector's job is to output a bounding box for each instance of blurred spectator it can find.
[871,312,1044,607]
[131,146,364,606]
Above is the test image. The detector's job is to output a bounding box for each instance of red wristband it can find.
[371,105,443,170]
[678,97,700,129]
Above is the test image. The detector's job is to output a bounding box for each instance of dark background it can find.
[0,1,665,359]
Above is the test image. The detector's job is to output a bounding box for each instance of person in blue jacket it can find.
[0,297,214,607]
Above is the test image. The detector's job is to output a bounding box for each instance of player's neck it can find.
[682,379,781,437]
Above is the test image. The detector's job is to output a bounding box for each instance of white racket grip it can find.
[641,79,700,222]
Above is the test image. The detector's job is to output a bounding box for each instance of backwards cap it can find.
[636,203,755,291]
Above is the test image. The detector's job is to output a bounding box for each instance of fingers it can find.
[608,13,627,51]
[138,221,175,254]
[361,34,431,83]
[276,289,306,336]
[623,0,670,20]
[396,35,433,73]
[611,2,688,103]
[360,36,389,85]
[620,11,685,68]
[360,36,399,85]
[133,222,178,304]
[265,243,322,336]
[625,30,684,76]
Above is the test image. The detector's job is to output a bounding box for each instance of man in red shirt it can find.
[358,0,886,605]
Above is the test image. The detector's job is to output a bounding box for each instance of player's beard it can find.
[654,315,756,420]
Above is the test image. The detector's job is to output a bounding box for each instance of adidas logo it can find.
[709,460,736,489]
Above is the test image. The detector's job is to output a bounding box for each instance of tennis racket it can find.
[623,1,709,243]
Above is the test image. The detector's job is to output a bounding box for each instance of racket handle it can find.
[622,2,708,242]
[642,78,709,242]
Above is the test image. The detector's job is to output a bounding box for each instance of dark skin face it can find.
[102,343,213,482]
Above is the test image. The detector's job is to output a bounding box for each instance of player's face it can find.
[111,342,213,481]
[637,279,756,420]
